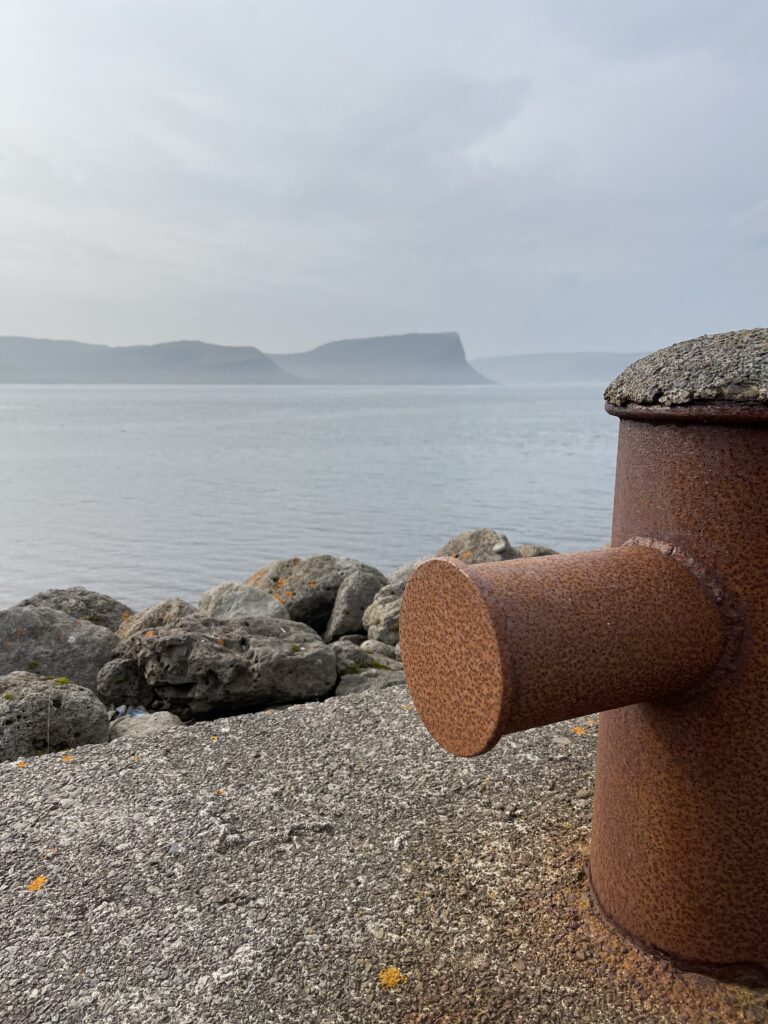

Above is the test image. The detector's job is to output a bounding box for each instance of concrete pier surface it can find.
[1,687,764,1023]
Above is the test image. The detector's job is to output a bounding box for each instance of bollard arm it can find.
[399,544,726,756]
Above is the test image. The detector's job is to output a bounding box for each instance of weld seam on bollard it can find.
[618,536,744,704]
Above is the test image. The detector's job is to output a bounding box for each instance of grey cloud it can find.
[0,1,766,355]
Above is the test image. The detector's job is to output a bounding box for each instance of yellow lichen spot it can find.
[215,638,226,647]
[26,875,48,892]
[274,578,288,590]
[60,754,76,763]
[132,755,141,762]
[210,735,219,743]
[399,704,415,711]
[378,966,407,990]
[571,726,586,736]
[283,590,294,598]
[15,760,29,769]
[586,718,596,727]
[143,629,156,638]
[460,549,472,560]
[212,788,226,796]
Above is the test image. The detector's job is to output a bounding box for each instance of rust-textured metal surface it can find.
[400,334,768,981]
[590,406,768,981]
[400,547,726,757]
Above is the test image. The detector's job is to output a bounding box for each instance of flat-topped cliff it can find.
[268,332,490,384]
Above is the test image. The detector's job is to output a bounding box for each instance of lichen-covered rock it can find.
[0,606,117,690]
[337,634,366,646]
[515,543,559,558]
[0,671,109,761]
[117,597,197,641]
[361,559,428,647]
[436,528,519,564]
[245,555,384,634]
[15,586,134,632]
[115,616,338,717]
[323,568,387,642]
[110,711,184,740]
[330,640,401,677]
[361,583,404,646]
[359,639,399,660]
[96,657,157,709]
[198,582,289,621]
[335,668,406,696]
[388,558,430,587]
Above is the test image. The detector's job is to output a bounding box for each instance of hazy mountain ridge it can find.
[472,351,647,385]
[0,338,293,384]
[267,332,490,384]
[0,333,489,385]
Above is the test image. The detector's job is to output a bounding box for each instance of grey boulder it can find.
[323,568,387,642]
[115,616,338,717]
[96,657,157,709]
[15,586,134,632]
[516,543,559,558]
[335,668,406,696]
[198,582,289,621]
[436,528,518,564]
[110,710,184,740]
[360,639,399,660]
[245,555,385,635]
[388,557,431,587]
[0,671,109,761]
[361,559,427,647]
[117,597,197,641]
[0,606,117,690]
[331,640,402,677]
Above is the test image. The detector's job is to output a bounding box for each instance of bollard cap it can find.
[605,328,768,409]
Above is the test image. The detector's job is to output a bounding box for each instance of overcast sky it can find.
[1,1,767,357]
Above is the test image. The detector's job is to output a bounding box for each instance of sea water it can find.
[0,383,617,608]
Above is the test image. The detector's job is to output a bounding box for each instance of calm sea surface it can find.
[0,384,618,609]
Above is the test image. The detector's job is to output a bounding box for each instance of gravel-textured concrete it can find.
[605,328,768,407]
[1,688,765,1023]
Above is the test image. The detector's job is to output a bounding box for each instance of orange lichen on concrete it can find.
[378,966,407,990]
[26,875,48,892]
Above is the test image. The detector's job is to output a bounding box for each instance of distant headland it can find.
[0,332,489,385]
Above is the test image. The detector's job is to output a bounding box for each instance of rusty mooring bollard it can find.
[400,329,768,983]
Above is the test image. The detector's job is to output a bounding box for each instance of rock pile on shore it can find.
[0,529,556,762]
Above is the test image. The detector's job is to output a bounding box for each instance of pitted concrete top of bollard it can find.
[605,327,768,407]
